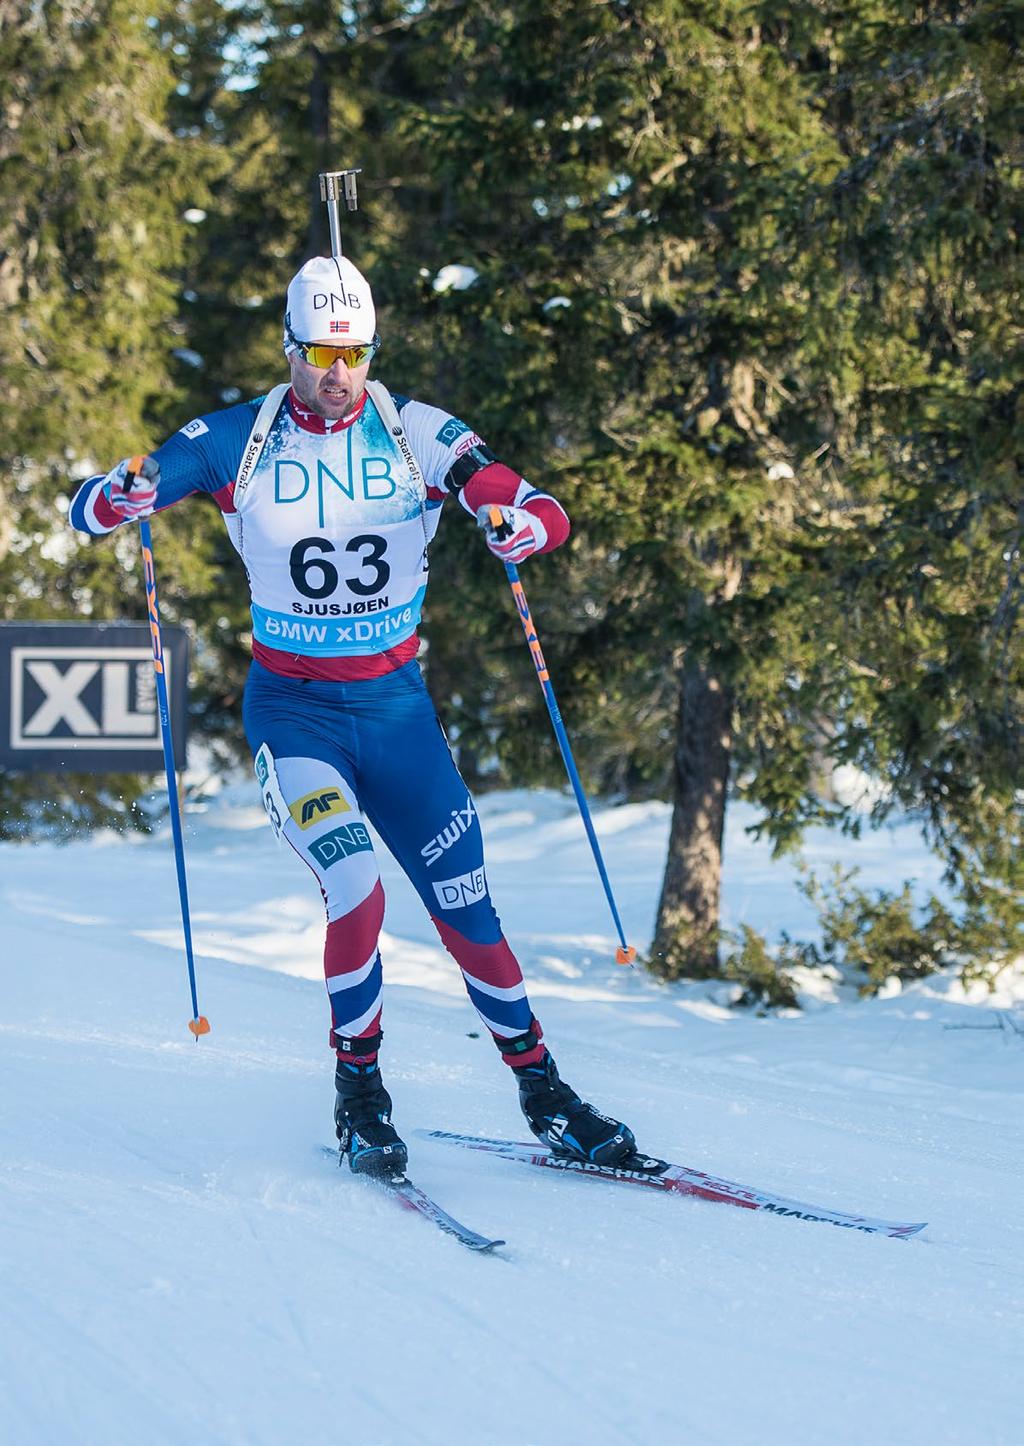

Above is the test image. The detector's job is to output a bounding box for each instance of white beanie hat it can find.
[284,255,376,349]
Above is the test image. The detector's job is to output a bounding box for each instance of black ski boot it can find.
[334,1059,408,1179]
[513,1052,636,1167]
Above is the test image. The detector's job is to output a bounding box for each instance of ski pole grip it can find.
[486,504,514,542]
[124,454,147,494]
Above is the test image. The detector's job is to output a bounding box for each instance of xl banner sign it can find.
[0,622,189,773]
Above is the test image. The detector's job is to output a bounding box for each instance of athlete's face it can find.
[288,345,372,421]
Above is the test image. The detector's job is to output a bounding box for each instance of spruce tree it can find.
[341,0,1021,979]
[0,0,201,834]
[785,0,1024,974]
[355,0,850,974]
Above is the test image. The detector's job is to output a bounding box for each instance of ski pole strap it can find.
[332,1027,384,1057]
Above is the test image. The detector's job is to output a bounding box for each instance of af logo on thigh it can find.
[289,786,351,829]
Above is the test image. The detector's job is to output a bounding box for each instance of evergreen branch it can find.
[830,84,979,196]
[751,359,797,405]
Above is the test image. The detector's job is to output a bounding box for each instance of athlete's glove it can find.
[102,454,160,521]
[476,504,548,564]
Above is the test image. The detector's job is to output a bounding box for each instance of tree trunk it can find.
[649,649,734,979]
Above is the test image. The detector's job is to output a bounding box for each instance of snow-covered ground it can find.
[2,788,1022,1445]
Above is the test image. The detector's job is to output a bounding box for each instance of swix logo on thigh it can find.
[420,795,476,867]
[432,866,487,911]
[310,822,372,868]
[289,787,349,829]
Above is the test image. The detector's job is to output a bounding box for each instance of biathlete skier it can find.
[69,255,639,1178]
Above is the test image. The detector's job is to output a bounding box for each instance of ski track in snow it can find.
[2,787,1022,1445]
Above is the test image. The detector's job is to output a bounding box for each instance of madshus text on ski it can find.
[418,1134,927,1242]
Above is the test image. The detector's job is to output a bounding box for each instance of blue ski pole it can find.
[129,457,210,1038]
[482,506,636,966]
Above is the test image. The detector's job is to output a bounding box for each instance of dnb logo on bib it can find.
[289,786,350,829]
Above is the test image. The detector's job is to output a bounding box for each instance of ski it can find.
[319,1145,505,1253]
[415,1132,927,1240]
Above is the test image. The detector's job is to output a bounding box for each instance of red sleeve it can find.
[68,474,124,534]
[91,487,123,530]
[461,462,570,553]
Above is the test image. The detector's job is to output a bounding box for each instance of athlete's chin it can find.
[318,390,352,415]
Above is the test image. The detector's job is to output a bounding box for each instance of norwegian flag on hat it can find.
[329,320,350,334]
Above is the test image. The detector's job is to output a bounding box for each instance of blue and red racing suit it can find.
[69,383,568,1066]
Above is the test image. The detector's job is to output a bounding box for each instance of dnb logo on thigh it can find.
[310,822,372,868]
[433,867,488,911]
[289,786,350,829]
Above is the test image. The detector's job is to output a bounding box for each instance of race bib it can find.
[233,395,430,656]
